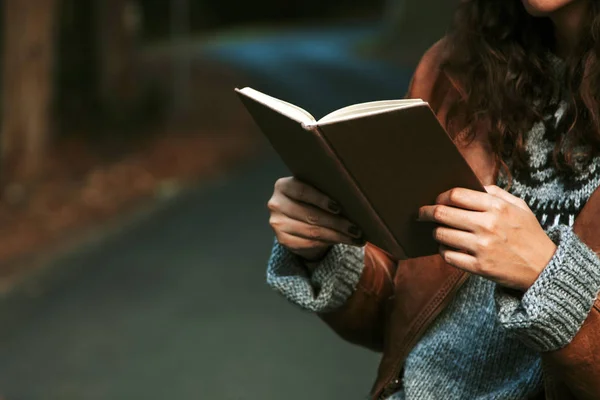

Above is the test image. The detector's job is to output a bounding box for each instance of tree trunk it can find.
[55,0,97,127]
[170,0,191,119]
[95,0,139,117]
[1,0,58,189]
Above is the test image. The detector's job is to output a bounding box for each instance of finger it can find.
[439,244,478,272]
[435,187,494,211]
[276,233,366,263]
[276,232,334,263]
[269,194,362,238]
[276,177,341,214]
[484,185,529,211]
[278,217,364,246]
[276,231,327,252]
[418,205,482,232]
[432,226,478,254]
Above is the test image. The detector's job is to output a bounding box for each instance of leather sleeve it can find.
[318,244,397,352]
[542,187,600,399]
[542,300,600,400]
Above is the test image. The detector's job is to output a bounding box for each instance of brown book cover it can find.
[235,87,485,260]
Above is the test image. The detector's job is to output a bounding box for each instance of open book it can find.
[236,87,485,260]
[237,87,426,126]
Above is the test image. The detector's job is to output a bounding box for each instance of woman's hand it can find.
[268,177,365,262]
[418,185,558,291]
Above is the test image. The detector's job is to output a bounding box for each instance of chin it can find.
[521,0,578,16]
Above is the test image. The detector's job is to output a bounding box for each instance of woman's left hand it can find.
[418,185,558,291]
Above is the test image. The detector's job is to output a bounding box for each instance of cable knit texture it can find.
[265,54,600,399]
[396,275,544,400]
[496,225,600,352]
[266,239,364,313]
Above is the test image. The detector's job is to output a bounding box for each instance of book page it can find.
[316,99,425,125]
[236,87,316,124]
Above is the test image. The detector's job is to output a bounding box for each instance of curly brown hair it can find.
[440,0,600,181]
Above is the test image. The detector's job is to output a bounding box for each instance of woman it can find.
[266,0,600,399]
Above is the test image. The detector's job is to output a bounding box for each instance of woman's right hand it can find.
[268,177,365,262]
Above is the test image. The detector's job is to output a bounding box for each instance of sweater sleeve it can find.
[495,224,600,352]
[266,238,365,313]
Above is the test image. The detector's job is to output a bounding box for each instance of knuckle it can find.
[433,206,447,222]
[448,188,462,204]
[441,249,453,264]
[477,237,492,251]
[308,225,322,240]
[492,199,506,213]
[269,215,282,229]
[267,197,279,211]
[275,177,295,195]
[274,233,287,247]
[482,215,498,232]
[475,261,490,275]
[305,213,320,225]
[274,177,286,191]
[433,227,445,242]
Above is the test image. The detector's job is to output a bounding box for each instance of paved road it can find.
[0,23,413,400]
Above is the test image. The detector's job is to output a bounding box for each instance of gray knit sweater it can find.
[266,90,600,399]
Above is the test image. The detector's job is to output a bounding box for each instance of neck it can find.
[551,1,588,58]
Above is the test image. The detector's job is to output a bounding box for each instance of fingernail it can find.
[348,225,361,236]
[328,200,340,213]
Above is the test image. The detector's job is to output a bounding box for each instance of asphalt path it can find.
[0,23,414,400]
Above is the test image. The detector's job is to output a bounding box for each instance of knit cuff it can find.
[495,225,600,352]
[266,238,365,313]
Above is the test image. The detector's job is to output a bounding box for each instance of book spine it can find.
[302,122,407,260]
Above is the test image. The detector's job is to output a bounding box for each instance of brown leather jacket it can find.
[317,40,600,400]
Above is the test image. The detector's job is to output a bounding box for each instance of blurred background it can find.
[0,0,456,399]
